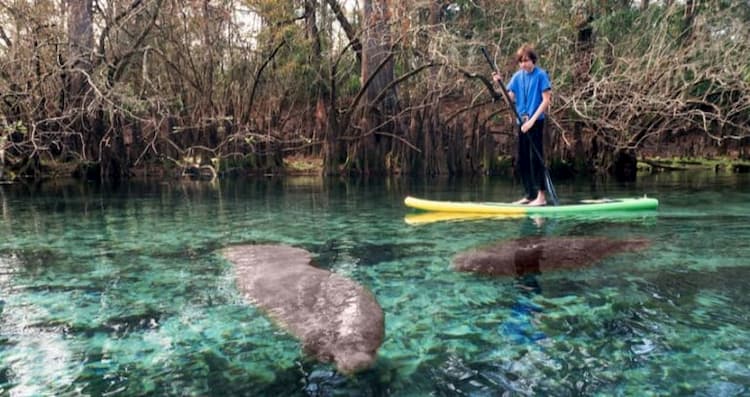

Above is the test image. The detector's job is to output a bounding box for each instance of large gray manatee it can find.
[223,244,384,374]
[453,236,650,276]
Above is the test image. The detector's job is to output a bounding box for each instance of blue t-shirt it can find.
[507,67,551,123]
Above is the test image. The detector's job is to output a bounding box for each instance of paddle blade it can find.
[544,171,559,206]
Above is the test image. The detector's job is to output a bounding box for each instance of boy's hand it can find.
[521,118,533,133]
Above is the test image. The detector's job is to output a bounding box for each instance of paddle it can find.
[480,47,559,206]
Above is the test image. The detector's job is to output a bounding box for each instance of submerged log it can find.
[223,244,384,374]
[453,236,650,277]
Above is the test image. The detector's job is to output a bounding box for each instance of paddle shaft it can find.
[481,47,523,125]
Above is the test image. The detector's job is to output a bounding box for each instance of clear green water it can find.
[1,172,749,396]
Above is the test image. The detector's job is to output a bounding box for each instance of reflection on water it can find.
[1,172,749,395]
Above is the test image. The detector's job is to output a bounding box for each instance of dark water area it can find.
[1,172,749,396]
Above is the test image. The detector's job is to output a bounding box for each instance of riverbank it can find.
[638,157,750,173]
[1,155,749,183]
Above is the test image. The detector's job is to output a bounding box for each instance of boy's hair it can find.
[515,44,538,64]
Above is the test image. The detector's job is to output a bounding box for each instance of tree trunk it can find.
[423,0,443,176]
[306,0,329,161]
[66,0,97,175]
[571,1,594,173]
[611,149,637,181]
[681,0,697,43]
[360,0,396,175]
[324,0,361,64]
[323,66,341,175]
[66,0,94,107]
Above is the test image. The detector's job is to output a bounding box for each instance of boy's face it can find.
[519,57,534,73]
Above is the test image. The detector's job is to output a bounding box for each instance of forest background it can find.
[1,0,749,182]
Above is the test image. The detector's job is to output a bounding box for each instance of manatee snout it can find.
[335,350,378,374]
[332,311,384,374]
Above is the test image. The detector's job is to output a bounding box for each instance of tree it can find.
[356,0,397,174]
[66,0,94,107]
[2,0,749,181]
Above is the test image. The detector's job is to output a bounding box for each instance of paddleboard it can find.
[404,195,659,215]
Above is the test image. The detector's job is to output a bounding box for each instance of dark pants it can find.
[518,120,545,200]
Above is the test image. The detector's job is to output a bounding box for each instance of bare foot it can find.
[512,198,531,205]
[527,198,547,206]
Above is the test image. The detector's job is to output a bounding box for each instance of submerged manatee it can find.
[223,244,384,374]
[453,236,650,276]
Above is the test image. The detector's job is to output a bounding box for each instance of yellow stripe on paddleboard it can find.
[404,196,528,215]
[404,212,524,225]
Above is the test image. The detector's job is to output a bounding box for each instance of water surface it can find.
[1,172,749,396]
